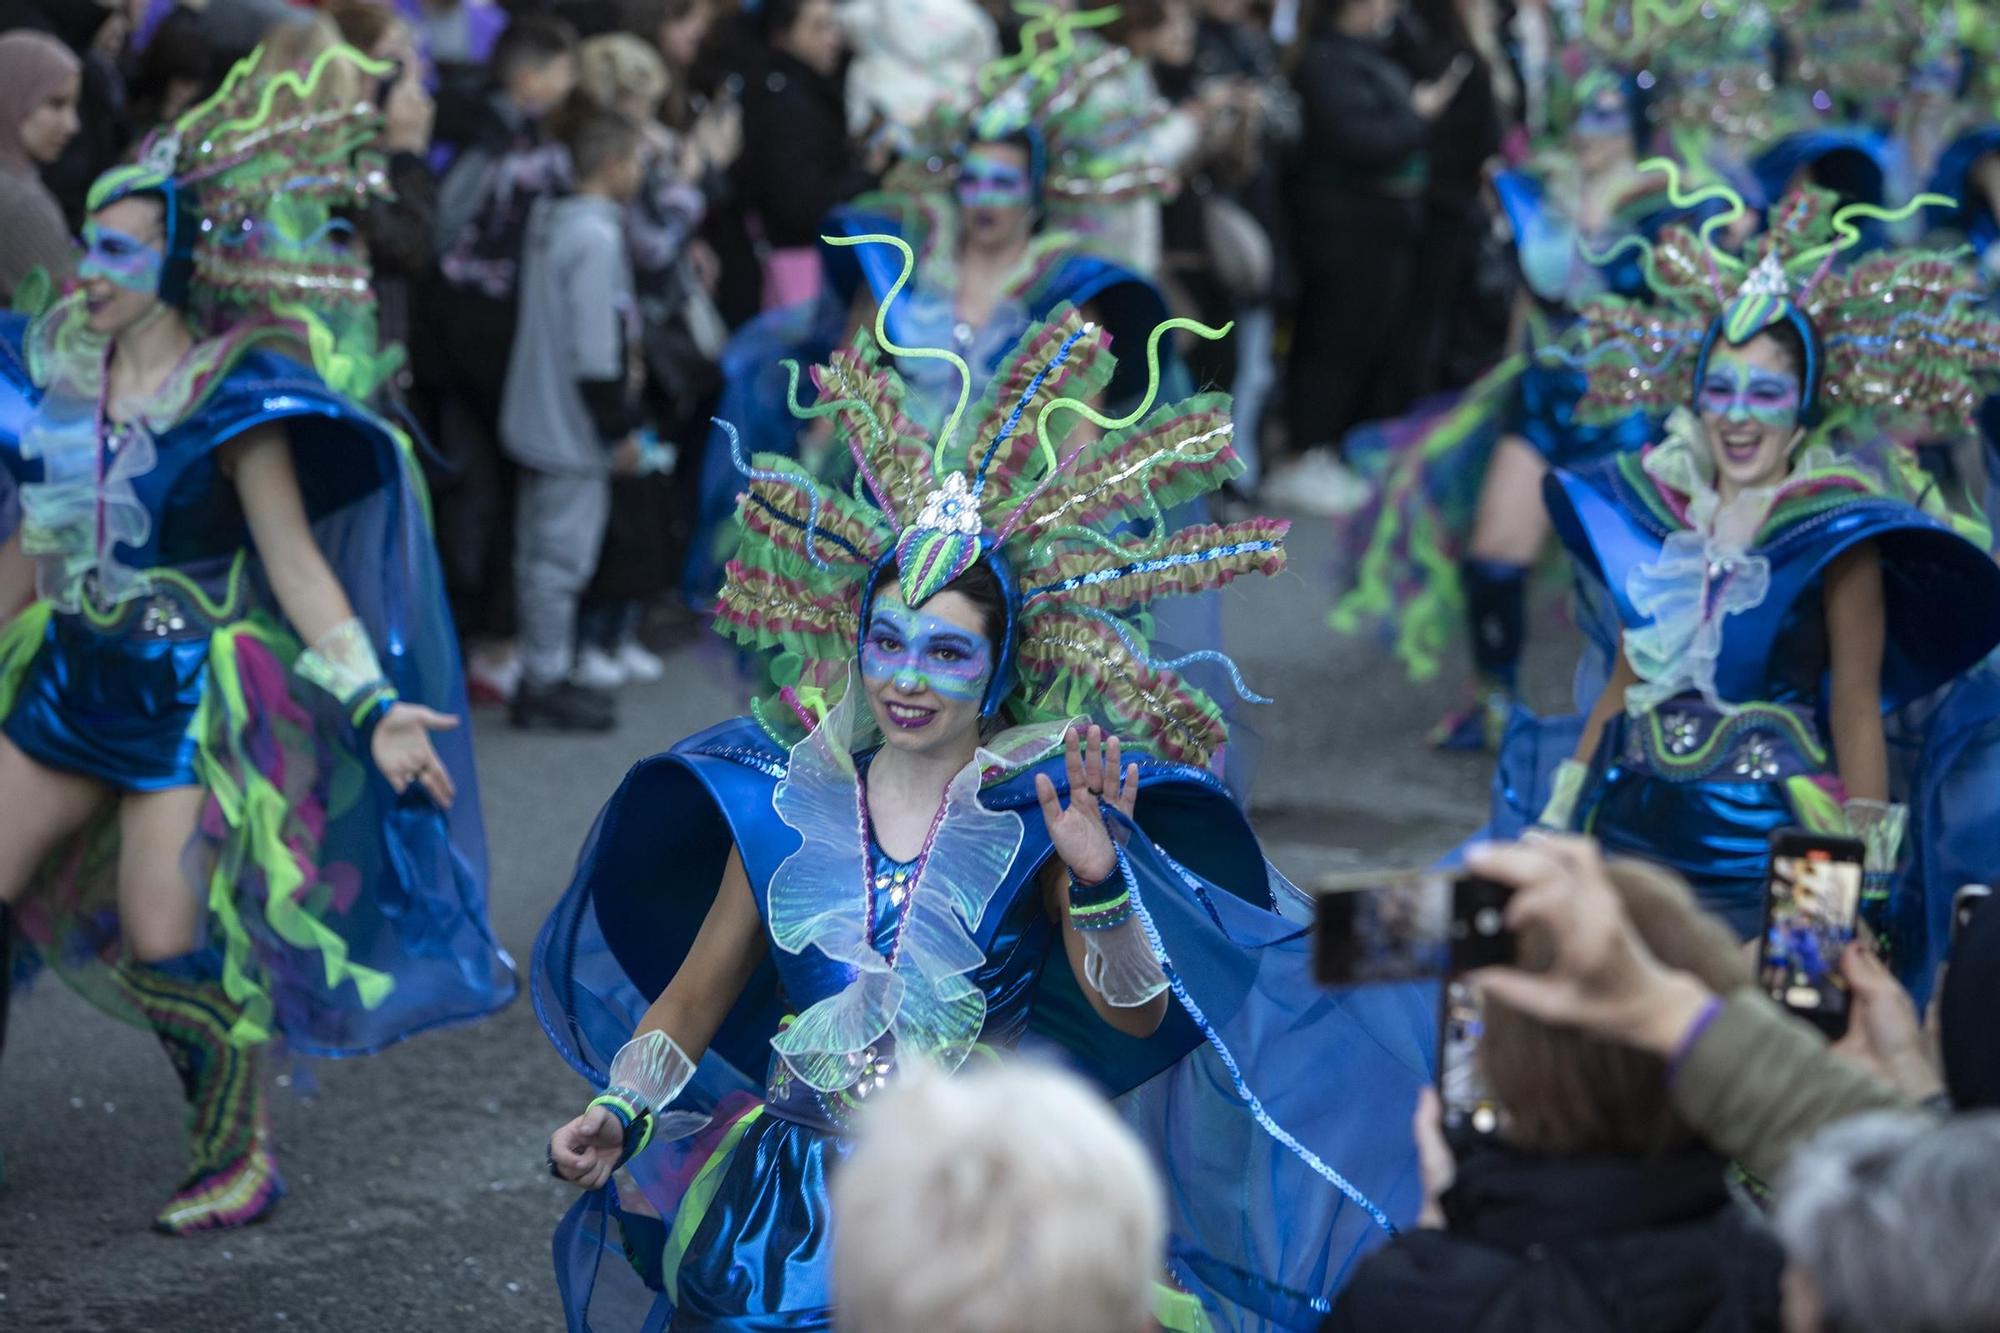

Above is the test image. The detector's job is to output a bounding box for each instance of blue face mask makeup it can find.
[956,152,1033,211]
[861,602,994,706]
[1697,349,1803,427]
[79,221,167,296]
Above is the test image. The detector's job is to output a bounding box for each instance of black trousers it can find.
[1283,208,1420,455]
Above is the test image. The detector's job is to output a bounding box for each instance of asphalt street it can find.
[0,517,1573,1333]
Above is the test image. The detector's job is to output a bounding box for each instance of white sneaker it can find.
[572,645,629,690]
[616,640,667,683]
[1260,450,1373,517]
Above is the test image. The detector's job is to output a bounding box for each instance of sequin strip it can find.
[975,324,1092,487]
[721,417,834,570]
[1023,539,1282,601]
[1121,851,1399,1238]
[1078,608,1271,705]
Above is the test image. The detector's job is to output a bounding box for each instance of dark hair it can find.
[560,104,645,181]
[328,0,397,54]
[619,0,701,37]
[757,0,820,45]
[868,559,1010,654]
[1104,0,1172,45]
[495,14,580,81]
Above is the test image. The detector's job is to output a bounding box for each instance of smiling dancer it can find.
[0,44,513,1233]
[1517,183,2000,978]
[537,243,1431,1330]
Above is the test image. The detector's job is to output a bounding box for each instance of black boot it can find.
[511,679,617,732]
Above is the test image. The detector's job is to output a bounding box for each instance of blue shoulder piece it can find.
[0,313,39,468]
[1752,130,1889,222]
[1542,458,1668,632]
[1928,124,2000,253]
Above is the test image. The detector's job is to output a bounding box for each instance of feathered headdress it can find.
[1556,162,2000,437]
[879,4,1174,223]
[714,234,1283,768]
[84,42,398,397]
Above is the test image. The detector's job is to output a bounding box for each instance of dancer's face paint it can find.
[79,197,171,337]
[862,588,993,756]
[1697,336,1804,495]
[79,222,165,295]
[957,142,1035,253]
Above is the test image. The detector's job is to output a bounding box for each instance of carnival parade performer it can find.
[684,4,1182,601]
[1331,75,1679,750]
[0,44,515,1233]
[539,238,1432,1331]
[1514,182,2000,984]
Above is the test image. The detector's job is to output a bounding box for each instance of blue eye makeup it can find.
[1697,352,1802,427]
[861,604,994,702]
[956,155,1032,209]
[78,222,165,295]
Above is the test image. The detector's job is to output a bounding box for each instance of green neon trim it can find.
[1155,1283,1218,1333]
[0,600,54,719]
[1637,705,1828,777]
[194,616,396,1045]
[662,1106,768,1305]
[348,683,398,727]
[73,550,250,631]
[1783,775,1847,836]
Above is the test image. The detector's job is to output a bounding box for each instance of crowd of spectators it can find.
[9,6,2000,1330]
[3,0,1540,726]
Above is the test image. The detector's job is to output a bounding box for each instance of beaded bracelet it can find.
[1067,865,1134,932]
[588,1089,657,1169]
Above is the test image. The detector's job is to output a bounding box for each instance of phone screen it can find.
[1953,884,1992,947]
[1439,977,1500,1145]
[1313,872,1451,987]
[1758,831,1866,1037]
[1313,872,1516,986]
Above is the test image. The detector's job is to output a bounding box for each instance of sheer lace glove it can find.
[1844,799,1908,948]
[1069,861,1168,1008]
[588,1030,708,1168]
[296,617,398,738]
[1535,759,1590,832]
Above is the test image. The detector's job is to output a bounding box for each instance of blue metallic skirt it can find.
[1586,698,1835,937]
[2,589,231,790]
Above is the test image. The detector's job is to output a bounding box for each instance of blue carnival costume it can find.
[0,45,513,1232]
[684,14,1179,604]
[1492,182,2000,994]
[538,249,1432,1332]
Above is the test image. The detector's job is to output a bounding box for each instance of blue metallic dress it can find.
[1493,427,2000,950]
[0,305,515,1054]
[683,204,1172,605]
[536,711,1434,1332]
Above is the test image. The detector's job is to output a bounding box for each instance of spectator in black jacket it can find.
[734,0,879,310]
[1323,857,1785,1333]
[1267,0,1463,517]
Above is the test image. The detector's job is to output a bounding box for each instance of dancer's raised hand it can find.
[1034,724,1139,885]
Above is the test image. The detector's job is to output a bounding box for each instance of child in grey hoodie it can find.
[500,107,646,731]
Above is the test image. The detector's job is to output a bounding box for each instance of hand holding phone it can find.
[1758,830,1868,1038]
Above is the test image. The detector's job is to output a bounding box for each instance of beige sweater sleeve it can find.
[0,180,75,306]
[1669,987,1910,1184]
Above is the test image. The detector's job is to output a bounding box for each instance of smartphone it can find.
[1313,872,1516,986]
[1439,977,1502,1149]
[1952,883,1992,948]
[1757,829,1867,1038]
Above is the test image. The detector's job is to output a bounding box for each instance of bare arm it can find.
[1042,860,1169,1040]
[0,530,32,625]
[225,425,361,647]
[228,425,462,805]
[629,846,770,1063]
[1570,643,1639,767]
[1824,541,1887,803]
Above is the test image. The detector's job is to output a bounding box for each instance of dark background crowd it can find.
[0,0,1532,726]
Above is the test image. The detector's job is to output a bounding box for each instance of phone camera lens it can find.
[1474,906,1503,937]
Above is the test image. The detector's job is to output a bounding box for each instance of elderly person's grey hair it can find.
[831,1062,1165,1333]
[1775,1111,2000,1333]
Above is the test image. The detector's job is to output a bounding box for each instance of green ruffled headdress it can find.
[713,235,1285,768]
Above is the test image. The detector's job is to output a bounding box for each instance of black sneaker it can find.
[511,680,617,732]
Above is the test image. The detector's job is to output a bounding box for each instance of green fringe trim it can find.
[1330,355,1527,681]
[194,616,394,1045]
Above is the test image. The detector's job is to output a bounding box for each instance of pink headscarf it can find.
[0,31,81,175]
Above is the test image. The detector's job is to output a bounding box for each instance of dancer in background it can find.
[0,43,513,1234]
[540,254,1431,1329]
[1520,184,2000,986]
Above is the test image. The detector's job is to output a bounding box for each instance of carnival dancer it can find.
[0,45,515,1232]
[1515,184,2000,974]
[539,242,1432,1330]
[1332,78,1676,750]
[684,4,1181,602]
